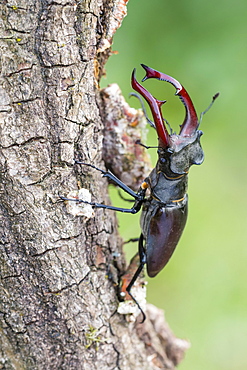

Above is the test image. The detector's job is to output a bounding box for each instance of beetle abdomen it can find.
[145,199,188,278]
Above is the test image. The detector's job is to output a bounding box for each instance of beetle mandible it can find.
[61,64,218,321]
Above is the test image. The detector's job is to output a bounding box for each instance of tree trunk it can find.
[0,0,188,368]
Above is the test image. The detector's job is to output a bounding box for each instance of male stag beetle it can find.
[61,64,218,321]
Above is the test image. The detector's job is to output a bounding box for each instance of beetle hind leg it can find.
[125,234,147,322]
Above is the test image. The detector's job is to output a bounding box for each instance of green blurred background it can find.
[101,1,247,369]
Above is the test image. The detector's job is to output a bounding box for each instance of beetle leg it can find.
[59,195,144,214]
[75,161,142,200]
[130,93,173,135]
[129,92,156,128]
[124,237,139,244]
[118,190,135,203]
[126,234,147,322]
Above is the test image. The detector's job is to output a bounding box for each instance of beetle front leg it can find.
[75,161,141,200]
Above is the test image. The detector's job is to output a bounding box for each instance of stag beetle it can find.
[61,64,218,321]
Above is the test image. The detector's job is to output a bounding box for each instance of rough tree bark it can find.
[0,1,189,369]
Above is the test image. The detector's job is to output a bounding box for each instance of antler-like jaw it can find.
[131,65,204,174]
[131,69,171,148]
[140,64,199,136]
[132,65,200,144]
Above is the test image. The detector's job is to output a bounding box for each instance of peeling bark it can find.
[0,1,188,368]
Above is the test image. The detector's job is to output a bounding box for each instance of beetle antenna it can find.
[129,92,155,128]
[164,118,173,135]
[135,139,159,150]
[130,92,173,135]
[199,92,219,125]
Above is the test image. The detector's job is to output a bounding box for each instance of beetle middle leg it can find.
[120,234,147,322]
[129,92,155,128]
[117,190,135,203]
[59,196,142,214]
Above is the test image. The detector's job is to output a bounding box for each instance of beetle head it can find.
[158,131,204,175]
[131,64,205,174]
